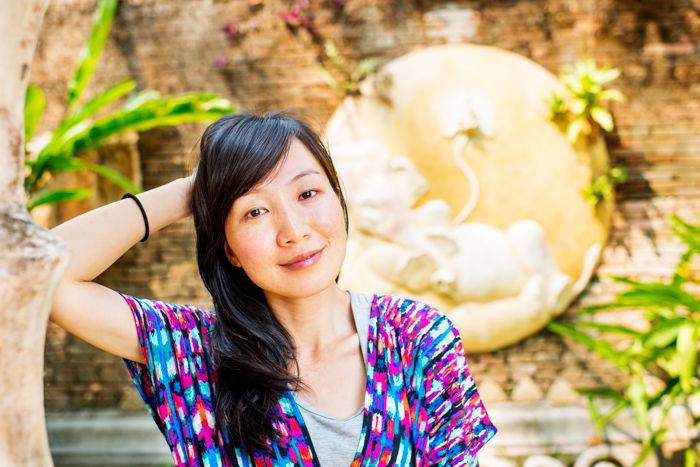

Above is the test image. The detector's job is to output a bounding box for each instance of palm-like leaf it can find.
[26,93,236,194]
[24,0,238,212]
[65,93,236,156]
[66,0,118,111]
[25,84,46,143]
[27,187,93,211]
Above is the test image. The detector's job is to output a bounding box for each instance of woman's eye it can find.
[300,190,317,200]
[244,191,316,219]
[247,208,265,218]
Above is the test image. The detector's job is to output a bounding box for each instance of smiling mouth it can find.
[280,247,325,269]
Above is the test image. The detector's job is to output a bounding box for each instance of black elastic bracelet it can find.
[122,193,150,242]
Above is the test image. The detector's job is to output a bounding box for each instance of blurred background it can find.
[27,0,700,466]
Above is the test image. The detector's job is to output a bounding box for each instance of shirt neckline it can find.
[291,289,369,420]
[285,291,378,465]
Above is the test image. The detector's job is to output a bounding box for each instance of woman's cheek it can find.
[236,226,272,266]
[316,197,345,235]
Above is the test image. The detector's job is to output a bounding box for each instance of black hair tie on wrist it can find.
[122,193,150,242]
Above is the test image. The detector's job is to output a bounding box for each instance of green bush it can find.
[549,213,700,466]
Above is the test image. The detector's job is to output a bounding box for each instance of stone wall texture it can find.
[33,0,700,415]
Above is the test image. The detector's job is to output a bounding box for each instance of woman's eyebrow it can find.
[289,169,321,183]
[245,169,321,196]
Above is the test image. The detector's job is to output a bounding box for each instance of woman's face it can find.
[224,138,347,300]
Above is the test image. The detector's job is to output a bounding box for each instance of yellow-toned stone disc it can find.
[326,44,613,352]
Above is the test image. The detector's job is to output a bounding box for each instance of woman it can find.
[50,110,496,466]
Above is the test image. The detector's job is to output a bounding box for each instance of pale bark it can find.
[0,1,66,466]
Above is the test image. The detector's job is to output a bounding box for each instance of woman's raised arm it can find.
[49,176,194,364]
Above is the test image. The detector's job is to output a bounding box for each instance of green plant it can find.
[314,40,381,97]
[581,165,629,206]
[548,213,700,466]
[24,0,236,211]
[546,59,625,143]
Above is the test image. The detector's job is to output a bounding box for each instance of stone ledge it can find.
[47,410,172,466]
[46,403,593,464]
[47,401,694,465]
[480,402,594,458]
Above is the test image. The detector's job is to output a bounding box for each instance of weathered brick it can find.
[38,0,700,411]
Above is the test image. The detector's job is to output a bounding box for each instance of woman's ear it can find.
[224,243,242,267]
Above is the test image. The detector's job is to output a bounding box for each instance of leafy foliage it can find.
[546,60,628,207]
[25,0,236,211]
[548,213,700,466]
[581,165,628,207]
[546,58,625,143]
[314,41,381,98]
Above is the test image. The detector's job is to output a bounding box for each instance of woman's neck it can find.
[265,285,354,358]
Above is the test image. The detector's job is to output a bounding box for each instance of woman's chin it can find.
[265,269,343,300]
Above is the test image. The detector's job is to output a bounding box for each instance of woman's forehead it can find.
[236,148,327,201]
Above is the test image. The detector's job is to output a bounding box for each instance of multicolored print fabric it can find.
[119,290,496,466]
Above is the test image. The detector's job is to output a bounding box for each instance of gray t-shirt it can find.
[291,290,372,466]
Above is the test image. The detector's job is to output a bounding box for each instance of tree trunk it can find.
[0,1,66,466]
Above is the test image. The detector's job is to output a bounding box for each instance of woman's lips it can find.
[281,248,324,270]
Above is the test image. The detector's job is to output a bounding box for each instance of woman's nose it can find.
[276,207,311,245]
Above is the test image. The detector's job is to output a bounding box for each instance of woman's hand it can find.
[182,164,197,216]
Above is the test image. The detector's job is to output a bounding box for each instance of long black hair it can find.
[191,110,349,453]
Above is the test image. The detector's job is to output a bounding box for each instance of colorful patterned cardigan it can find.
[119,290,497,466]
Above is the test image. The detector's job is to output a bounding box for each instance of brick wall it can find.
[35,0,700,412]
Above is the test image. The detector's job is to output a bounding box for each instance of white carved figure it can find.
[334,138,575,349]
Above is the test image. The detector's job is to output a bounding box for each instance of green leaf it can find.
[626,369,651,435]
[43,156,88,172]
[67,0,118,110]
[350,57,380,82]
[600,400,631,427]
[83,161,141,193]
[314,65,341,93]
[635,439,657,463]
[577,298,670,316]
[566,116,586,142]
[569,98,586,115]
[596,67,621,84]
[604,276,700,310]
[668,215,700,256]
[561,74,582,94]
[643,318,686,348]
[672,250,694,289]
[55,94,236,157]
[63,80,136,131]
[674,232,700,253]
[608,166,628,184]
[36,81,138,168]
[584,395,630,435]
[547,321,627,367]
[121,89,161,111]
[676,323,698,392]
[546,92,569,120]
[669,213,700,236]
[586,396,606,435]
[27,187,93,211]
[324,41,345,71]
[599,88,625,102]
[685,447,697,467]
[29,155,139,193]
[574,321,643,338]
[25,84,46,143]
[590,106,614,131]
